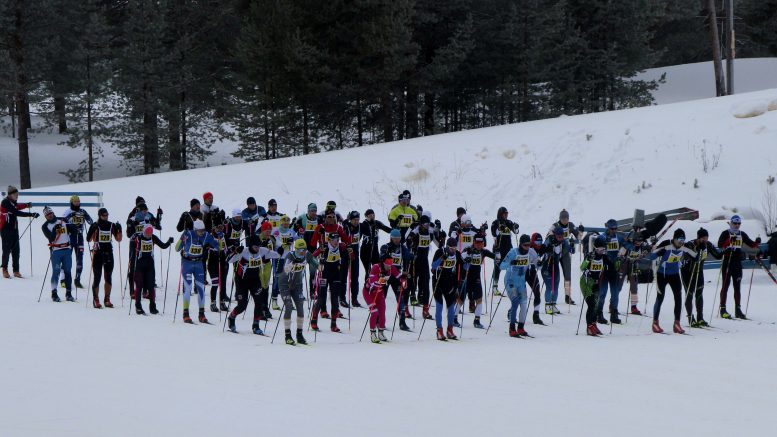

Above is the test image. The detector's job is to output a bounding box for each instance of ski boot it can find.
[630,305,642,315]
[296,329,307,344]
[545,304,554,315]
[2,268,9,279]
[592,324,603,335]
[473,317,484,329]
[74,279,83,289]
[370,330,381,344]
[422,305,433,320]
[410,294,419,306]
[452,317,461,328]
[351,300,362,308]
[516,323,528,337]
[533,311,545,325]
[468,300,475,313]
[610,309,622,324]
[586,323,599,336]
[183,309,193,324]
[198,309,209,324]
[596,312,609,325]
[51,291,61,302]
[552,304,561,315]
[310,318,320,331]
[272,298,281,311]
[492,284,502,297]
[136,306,146,315]
[263,309,273,320]
[565,295,576,305]
[252,323,264,336]
[219,301,229,312]
[399,318,411,332]
[210,301,219,313]
[509,323,519,338]
[651,320,663,333]
[104,286,113,308]
[688,315,698,328]
[404,308,413,320]
[319,310,330,319]
[339,299,350,309]
[285,329,295,345]
[672,320,685,334]
[378,329,388,342]
[93,296,102,309]
[696,318,709,327]
[60,280,66,289]
[436,328,447,341]
[65,292,75,302]
[149,302,159,315]
[720,306,731,319]
[331,320,341,333]
[13,271,22,278]
[446,326,458,340]
[227,317,237,333]
[735,306,747,319]
[336,310,347,319]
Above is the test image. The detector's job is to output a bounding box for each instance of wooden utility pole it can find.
[725,0,735,94]
[707,0,726,96]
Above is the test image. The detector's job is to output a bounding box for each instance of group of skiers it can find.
[2,186,773,343]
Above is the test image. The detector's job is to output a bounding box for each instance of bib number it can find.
[99,231,111,243]
[327,252,341,263]
[590,261,603,272]
[291,263,305,273]
[606,241,619,251]
[400,216,412,227]
[230,230,241,240]
[461,235,472,244]
[442,258,455,269]
[419,236,430,248]
[667,254,681,264]
[731,237,742,248]
[515,257,529,266]
[305,222,317,231]
[71,216,83,225]
[248,258,261,268]
[189,245,203,256]
[141,241,153,253]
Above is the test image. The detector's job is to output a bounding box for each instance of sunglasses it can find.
[521,243,530,247]
[731,222,741,226]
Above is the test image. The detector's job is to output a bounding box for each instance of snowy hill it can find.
[1,89,777,436]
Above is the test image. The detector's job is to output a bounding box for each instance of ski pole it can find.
[221,267,236,333]
[744,263,755,317]
[162,246,172,314]
[347,258,352,332]
[359,288,376,342]
[709,255,726,321]
[85,241,95,308]
[756,257,777,285]
[271,297,286,344]
[173,267,183,323]
[485,286,505,334]
[575,292,586,335]
[417,271,440,341]
[390,280,406,341]
[37,257,52,303]
[118,240,124,306]
[29,215,33,276]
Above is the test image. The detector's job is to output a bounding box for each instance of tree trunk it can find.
[168,107,182,171]
[11,0,31,188]
[180,91,187,169]
[142,82,159,174]
[406,88,418,138]
[423,92,435,136]
[54,95,67,133]
[86,55,94,181]
[356,97,364,147]
[707,0,726,96]
[302,104,310,154]
[10,97,16,139]
[381,93,393,142]
[263,101,270,160]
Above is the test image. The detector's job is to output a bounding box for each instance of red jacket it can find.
[365,263,401,293]
[310,223,351,249]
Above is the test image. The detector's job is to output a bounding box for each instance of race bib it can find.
[326,251,341,263]
[248,258,261,268]
[57,226,67,236]
[230,230,241,240]
[392,254,402,266]
[71,215,83,225]
[442,258,455,269]
[305,221,317,231]
[667,253,681,264]
[281,235,293,248]
[141,241,153,253]
[99,231,111,243]
[219,239,226,250]
[731,237,742,248]
[700,249,707,261]
[189,244,203,256]
[350,233,360,245]
[563,227,570,238]
[515,256,529,267]
[606,241,619,251]
[291,263,306,273]
[400,215,413,227]
[470,254,482,266]
[461,235,473,244]
[136,224,144,234]
[629,251,640,259]
[419,235,430,248]
[590,260,603,272]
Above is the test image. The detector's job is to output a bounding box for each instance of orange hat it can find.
[203,192,213,201]
[260,221,272,232]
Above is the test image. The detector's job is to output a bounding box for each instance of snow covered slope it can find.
[1,89,777,436]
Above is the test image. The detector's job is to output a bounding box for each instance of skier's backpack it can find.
[581,232,599,257]
[633,258,654,284]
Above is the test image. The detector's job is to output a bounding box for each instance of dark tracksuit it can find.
[717,229,759,309]
[229,248,269,328]
[580,253,606,325]
[406,227,434,307]
[681,239,722,320]
[650,241,695,322]
[1,197,34,273]
[132,234,171,312]
[379,240,413,321]
[358,218,392,276]
[461,247,495,318]
[432,248,463,329]
[342,220,361,304]
[312,242,347,323]
[63,205,94,283]
[207,229,229,305]
[86,220,122,303]
[490,218,519,284]
[125,211,161,297]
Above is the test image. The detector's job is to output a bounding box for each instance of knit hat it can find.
[697,228,709,238]
[365,208,375,216]
[326,200,336,209]
[390,229,401,239]
[135,196,145,205]
[246,197,256,206]
[519,234,530,245]
[7,185,18,195]
[559,209,569,220]
[348,211,360,220]
[446,237,458,247]
[193,220,205,231]
[43,206,54,216]
[419,215,430,225]
[553,227,565,236]
[190,198,200,208]
[461,214,472,225]
[308,203,317,212]
[606,219,618,230]
[294,239,307,251]
[232,208,242,218]
[143,224,154,237]
[203,192,213,202]
[673,229,686,240]
[70,195,80,203]
[730,214,742,224]
[456,207,466,217]
[260,221,272,232]
[268,198,277,206]
[98,208,108,217]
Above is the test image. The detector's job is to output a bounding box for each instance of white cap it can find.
[422,210,432,221]
[193,220,205,231]
[461,214,472,224]
[232,208,242,218]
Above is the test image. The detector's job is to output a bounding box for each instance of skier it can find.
[265,199,283,230]
[358,208,392,276]
[547,210,584,305]
[406,215,436,319]
[461,234,495,328]
[388,192,418,241]
[431,237,463,340]
[682,228,722,327]
[126,203,161,298]
[717,215,761,319]
[225,235,280,334]
[253,221,278,319]
[528,233,546,325]
[448,207,467,239]
[579,239,607,336]
[201,192,225,231]
[271,215,296,310]
[318,200,344,223]
[451,214,487,314]
[379,229,413,331]
[42,207,75,302]
[594,219,629,324]
[311,210,351,309]
[490,207,520,296]
[1,185,38,278]
[342,211,362,307]
[85,208,122,308]
[131,224,173,315]
[499,234,537,337]
[241,197,267,236]
[175,219,219,324]
[207,222,230,312]
[61,195,94,288]
[624,231,651,315]
[540,227,571,315]
[277,239,316,345]
[176,198,203,232]
[311,232,347,332]
[364,255,402,343]
[648,229,697,334]
[294,203,320,291]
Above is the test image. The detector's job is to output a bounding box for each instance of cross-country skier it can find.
[547,210,584,305]
[86,208,122,308]
[271,215,296,310]
[207,222,230,312]
[61,195,94,288]
[1,185,38,278]
[579,239,607,336]
[499,234,537,337]
[42,207,75,302]
[342,211,362,307]
[175,219,219,324]
[242,197,267,237]
[528,233,546,325]
[126,203,161,298]
[717,215,761,319]
[176,198,202,232]
[541,227,572,315]
[406,215,437,320]
[132,224,173,315]
[461,233,495,328]
[265,199,283,230]
[648,229,697,334]
[254,221,278,319]
[431,238,463,340]
[379,229,413,331]
[448,207,467,239]
[490,207,520,296]
[225,235,280,335]
[311,232,348,332]
[624,232,651,315]
[594,219,629,324]
[201,192,225,231]
[278,239,316,345]
[318,200,344,223]
[125,196,162,234]
[364,255,402,343]
[388,192,418,241]
[358,208,392,276]
[682,228,722,327]
[451,214,488,314]
[294,203,321,291]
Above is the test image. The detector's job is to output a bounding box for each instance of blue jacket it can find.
[500,247,538,291]
[596,231,630,265]
[176,230,219,261]
[648,240,696,276]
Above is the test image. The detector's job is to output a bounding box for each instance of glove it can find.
[434,219,441,229]
[495,253,501,262]
[512,223,520,233]
[755,237,762,245]
[166,237,174,244]
[480,222,488,231]
[570,245,576,255]
[553,245,561,255]
[32,212,40,218]
[114,221,121,229]
[234,245,244,253]
[578,224,585,233]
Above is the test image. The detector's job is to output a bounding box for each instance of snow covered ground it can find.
[0,58,775,188]
[1,84,777,434]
